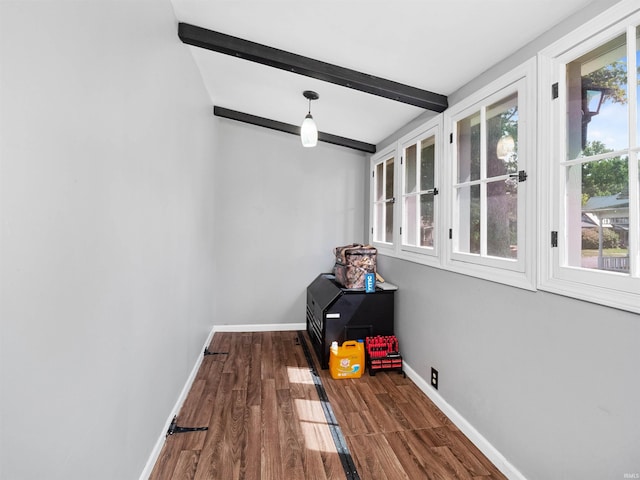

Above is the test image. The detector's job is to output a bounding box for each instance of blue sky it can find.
[588,100,629,151]
[585,51,639,152]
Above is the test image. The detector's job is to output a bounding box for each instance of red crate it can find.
[365,335,404,377]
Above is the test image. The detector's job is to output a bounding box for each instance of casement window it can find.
[371,147,396,249]
[399,126,440,260]
[539,4,640,313]
[370,120,441,264]
[444,60,536,289]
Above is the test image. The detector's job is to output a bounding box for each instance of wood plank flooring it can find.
[149,331,506,480]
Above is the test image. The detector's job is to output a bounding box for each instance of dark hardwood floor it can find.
[149,331,506,480]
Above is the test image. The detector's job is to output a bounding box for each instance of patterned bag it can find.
[333,244,377,289]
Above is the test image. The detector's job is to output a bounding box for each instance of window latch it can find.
[509,170,528,182]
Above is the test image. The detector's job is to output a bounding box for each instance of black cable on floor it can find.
[297,332,360,480]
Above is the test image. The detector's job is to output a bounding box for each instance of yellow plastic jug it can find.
[329,340,365,379]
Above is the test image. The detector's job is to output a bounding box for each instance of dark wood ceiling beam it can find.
[213,106,376,153]
[179,23,448,112]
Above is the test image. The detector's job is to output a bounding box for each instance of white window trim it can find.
[537,1,640,314]
[369,118,443,268]
[370,143,399,257]
[442,58,537,291]
[449,85,525,272]
[366,0,640,313]
[397,121,442,267]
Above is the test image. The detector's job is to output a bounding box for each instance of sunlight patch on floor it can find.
[299,419,338,453]
[295,398,337,453]
[287,366,314,385]
[294,397,326,423]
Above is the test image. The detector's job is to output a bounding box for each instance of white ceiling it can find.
[171,0,595,148]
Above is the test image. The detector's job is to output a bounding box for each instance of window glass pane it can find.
[567,157,629,272]
[457,112,481,183]
[405,145,417,194]
[385,158,394,200]
[566,33,628,159]
[374,156,395,244]
[420,193,434,247]
[375,204,384,243]
[385,202,394,243]
[487,178,518,259]
[421,138,435,191]
[376,162,384,201]
[456,184,481,254]
[403,135,436,251]
[487,93,518,179]
[404,195,417,246]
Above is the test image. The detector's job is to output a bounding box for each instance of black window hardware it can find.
[508,170,528,182]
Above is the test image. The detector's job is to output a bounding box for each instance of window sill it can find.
[376,246,536,291]
[539,272,640,315]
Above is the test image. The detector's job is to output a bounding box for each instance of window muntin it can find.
[402,133,437,253]
[373,154,395,244]
[453,89,522,266]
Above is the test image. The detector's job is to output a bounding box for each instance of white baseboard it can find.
[402,362,526,480]
[138,322,305,480]
[212,322,306,332]
[138,325,216,480]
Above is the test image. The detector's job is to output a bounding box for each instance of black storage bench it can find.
[306,273,395,369]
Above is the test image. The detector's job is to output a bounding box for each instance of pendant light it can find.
[300,90,319,147]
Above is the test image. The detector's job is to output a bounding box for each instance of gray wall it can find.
[375,0,640,478]
[0,2,217,479]
[0,3,368,479]
[379,257,639,479]
[211,119,367,327]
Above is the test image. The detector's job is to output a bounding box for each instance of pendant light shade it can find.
[301,113,318,147]
[301,90,319,148]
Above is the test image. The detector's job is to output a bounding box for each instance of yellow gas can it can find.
[329,340,365,379]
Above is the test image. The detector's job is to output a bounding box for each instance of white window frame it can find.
[370,144,398,256]
[397,122,442,266]
[369,118,442,267]
[442,59,537,290]
[538,2,640,314]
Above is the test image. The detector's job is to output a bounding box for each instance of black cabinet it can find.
[306,273,395,369]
